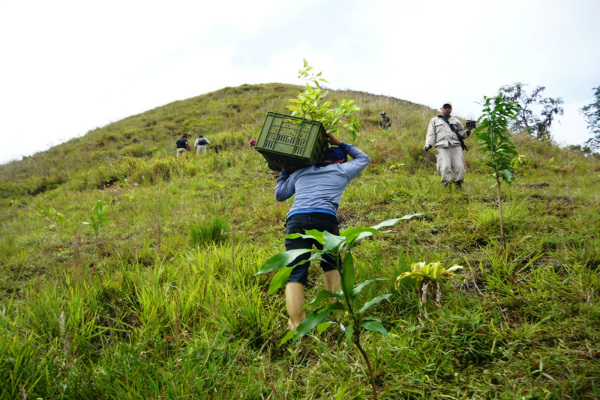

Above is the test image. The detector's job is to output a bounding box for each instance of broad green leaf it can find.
[267,267,294,294]
[358,294,392,315]
[323,231,345,253]
[293,310,331,342]
[309,289,343,306]
[279,330,295,346]
[300,229,325,244]
[361,321,388,336]
[325,302,348,311]
[501,169,514,183]
[340,227,377,240]
[257,249,312,274]
[361,316,381,322]
[341,253,355,300]
[352,231,376,243]
[352,279,374,297]
[334,382,348,400]
[342,227,377,246]
[344,323,355,344]
[317,322,335,334]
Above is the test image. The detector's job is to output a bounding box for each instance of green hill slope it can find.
[1,83,599,399]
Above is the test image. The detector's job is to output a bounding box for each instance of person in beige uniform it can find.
[423,102,471,187]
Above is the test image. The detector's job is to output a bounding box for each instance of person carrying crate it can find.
[273,134,370,330]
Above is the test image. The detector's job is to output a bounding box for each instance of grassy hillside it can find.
[1,83,599,399]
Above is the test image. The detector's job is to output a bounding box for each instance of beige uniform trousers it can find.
[435,145,466,183]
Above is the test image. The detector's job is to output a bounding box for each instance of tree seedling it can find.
[82,200,109,242]
[473,94,520,252]
[287,60,361,141]
[258,214,422,399]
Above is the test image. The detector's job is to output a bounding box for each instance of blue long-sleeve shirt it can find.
[275,142,370,220]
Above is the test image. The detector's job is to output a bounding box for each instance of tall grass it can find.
[189,216,230,246]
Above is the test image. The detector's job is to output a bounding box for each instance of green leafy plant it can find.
[389,163,404,171]
[37,205,65,230]
[82,200,109,242]
[257,214,422,400]
[510,153,528,176]
[287,60,361,140]
[473,94,520,252]
[189,216,230,246]
[396,262,463,318]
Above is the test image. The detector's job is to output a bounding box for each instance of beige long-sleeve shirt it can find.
[425,116,469,148]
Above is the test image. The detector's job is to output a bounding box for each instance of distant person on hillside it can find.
[273,134,370,330]
[176,134,191,158]
[194,134,211,154]
[379,111,391,131]
[423,101,471,187]
[249,139,257,147]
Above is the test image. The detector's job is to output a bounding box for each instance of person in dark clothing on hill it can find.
[379,111,391,131]
[194,134,211,154]
[176,134,191,158]
[273,134,370,330]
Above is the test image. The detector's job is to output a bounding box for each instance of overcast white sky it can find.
[1,0,599,165]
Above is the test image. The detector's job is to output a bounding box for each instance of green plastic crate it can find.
[256,112,328,171]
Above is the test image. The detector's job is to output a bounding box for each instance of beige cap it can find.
[442,101,453,108]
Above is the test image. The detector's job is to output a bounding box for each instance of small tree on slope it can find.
[473,94,520,253]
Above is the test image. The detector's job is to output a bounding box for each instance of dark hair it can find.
[322,147,348,162]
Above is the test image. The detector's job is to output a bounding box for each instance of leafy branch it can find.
[286,60,361,141]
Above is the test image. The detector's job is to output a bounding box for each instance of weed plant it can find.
[0,83,599,399]
[189,216,230,246]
